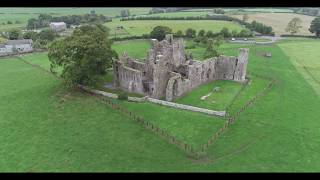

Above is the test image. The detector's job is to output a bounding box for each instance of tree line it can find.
[26,13,112,30]
[120,14,274,35]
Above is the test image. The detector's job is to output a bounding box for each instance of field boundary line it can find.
[17,56,62,80]
[303,66,320,85]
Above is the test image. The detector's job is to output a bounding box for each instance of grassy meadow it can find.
[105,19,245,38]
[0,8,151,32]
[1,13,320,170]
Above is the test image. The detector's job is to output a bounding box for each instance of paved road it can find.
[229,36,285,44]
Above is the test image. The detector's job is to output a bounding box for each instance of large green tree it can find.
[48,24,117,87]
[150,26,172,41]
[309,17,320,37]
[285,17,303,35]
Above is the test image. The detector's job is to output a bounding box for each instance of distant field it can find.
[236,8,294,13]
[105,19,245,38]
[230,13,315,36]
[112,40,151,59]
[0,8,151,32]
[182,8,294,13]
[138,11,212,18]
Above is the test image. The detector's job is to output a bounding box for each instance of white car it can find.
[244,38,248,41]
[231,38,235,41]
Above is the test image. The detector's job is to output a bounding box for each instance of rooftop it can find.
[6,39,33,45]
[50,22,66,25]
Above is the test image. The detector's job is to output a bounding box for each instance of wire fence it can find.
[198,76,276,153]
[95,96,201,158]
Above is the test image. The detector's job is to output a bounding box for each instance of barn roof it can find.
[50,22,66,26]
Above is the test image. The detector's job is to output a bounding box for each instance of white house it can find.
[49,22,67,32]
[0,39,33,57]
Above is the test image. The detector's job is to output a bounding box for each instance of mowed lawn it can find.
[2,40,320,171]
[104,19,245,38]
[230,13,315,36]
[175,80,244,111]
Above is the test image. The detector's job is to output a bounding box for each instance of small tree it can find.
[175,30,183,37]
[205,30,214,38]
[242,14,249,22]
[38,29,56,41]
[185,28,196,38]
[150,26,172,41]
[309,17,320,37]
[239,29,253,37]
[220,27,231,38]
[231,30,238,37]
[7,21,13,24]
[23,31,38,40]
[198,29,206,37]
[203,38,219,59]
[285,17,303,35]
[8,29,20,40]
[118,91,128,100]
[48,24,117,87]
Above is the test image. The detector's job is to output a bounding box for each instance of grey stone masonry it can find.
[146,97,226,117]
[113,34,249,101]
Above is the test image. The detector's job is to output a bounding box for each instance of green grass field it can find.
[174,80,244,111]
[112,40,151,59]
[2,38,320,171]
[278,39,320,96]
[0,8,151,32]
[137,11,212,18]
[105,19,245,38]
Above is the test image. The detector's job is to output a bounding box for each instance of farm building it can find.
[0,39,33,57]
[49,22,67,32]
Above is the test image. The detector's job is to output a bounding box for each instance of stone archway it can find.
[165,77,179,101]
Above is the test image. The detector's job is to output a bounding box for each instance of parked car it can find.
[231,38,235,41]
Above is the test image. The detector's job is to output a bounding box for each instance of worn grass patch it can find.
[174,80,244,111]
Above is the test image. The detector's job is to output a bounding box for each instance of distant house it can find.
[0,39,33,57]
[49,22,67,32]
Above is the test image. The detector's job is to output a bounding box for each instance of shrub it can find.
[118,91,128,100]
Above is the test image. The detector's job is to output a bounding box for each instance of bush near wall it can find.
[280,34,318,38]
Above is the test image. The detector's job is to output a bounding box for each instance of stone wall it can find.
[114,61,144,94]
[146,97,226,117]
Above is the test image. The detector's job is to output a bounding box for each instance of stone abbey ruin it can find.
[113,34,249,101]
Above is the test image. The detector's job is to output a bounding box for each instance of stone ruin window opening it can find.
[207,69,212,79]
